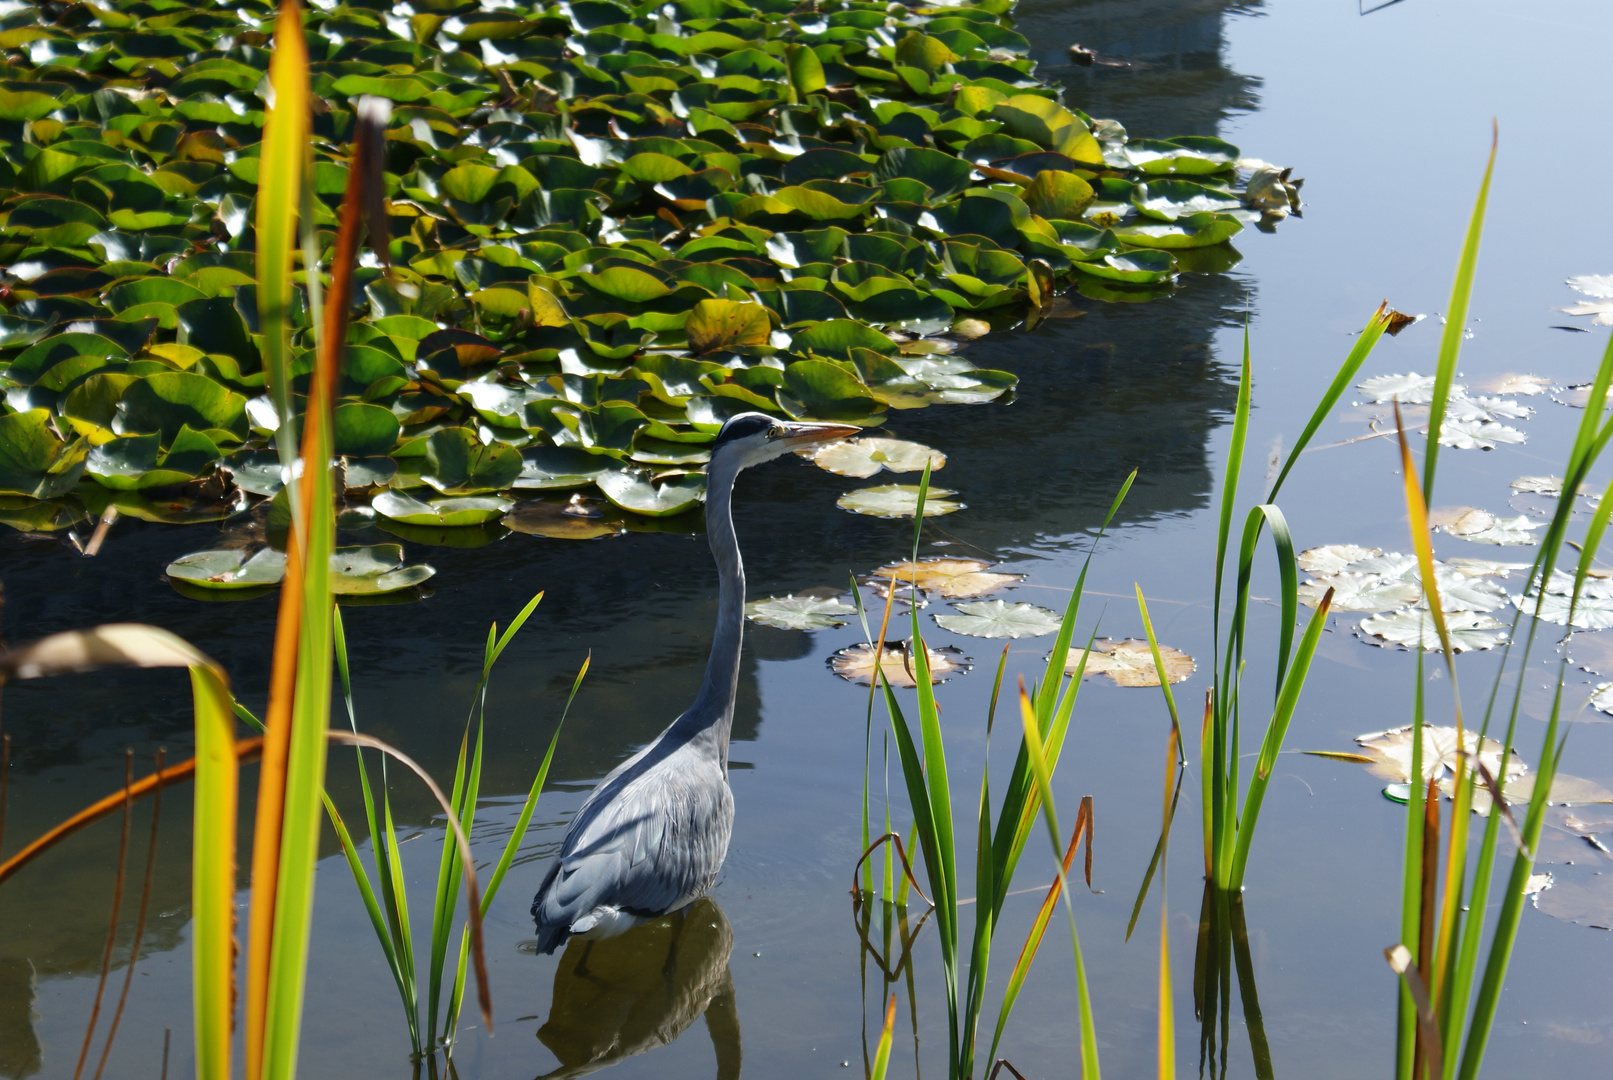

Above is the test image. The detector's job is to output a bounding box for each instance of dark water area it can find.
[5,1,1613,1077]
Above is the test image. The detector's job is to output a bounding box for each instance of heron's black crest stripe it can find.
[713,413,772,448]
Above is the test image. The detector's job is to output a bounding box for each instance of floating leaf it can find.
[685,298,772,355]
[502,495,624,541]
[837,484,963,518]
[1297,544,1383,575]
[422,427,523,495]
[1357,609,1507,652]
[745,595,856,630]
[167,547,287,590]
[1356,373,1445,405]
[596,468,705,517]
[1555,275,1613,326]
[327,545,436,595]
[828,640,971,687]
[1297,572,1421,613]
[807,437,945,478]
[934,600,1062,639]
[863,557,1020,599]
[1440,418,1526,451]
[372,491,513,526]
[1068,638,1194,686]
[1353,725,1526,788]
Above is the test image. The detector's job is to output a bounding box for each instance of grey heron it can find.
[532,412,859,954]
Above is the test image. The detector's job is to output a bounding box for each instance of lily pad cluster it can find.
[1354,373,1534,451]
[0,0,1291,532]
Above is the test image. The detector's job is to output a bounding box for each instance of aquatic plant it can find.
[1375,132,1613,1080]
[853,462,1132,1080]
[0,0,1295,533]
[323,598,585,1058]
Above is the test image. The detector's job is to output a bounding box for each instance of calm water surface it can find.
[5,1,1613,1077]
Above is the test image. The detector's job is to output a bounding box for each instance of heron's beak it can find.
[778,420,862,447]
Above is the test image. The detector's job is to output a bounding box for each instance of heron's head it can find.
[710,412,861,470]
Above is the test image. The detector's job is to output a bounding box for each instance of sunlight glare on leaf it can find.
[1066,637,1194,686]
[806,437,946,479]
[933,600,1062,639]
[837,484,963,518]
[828,640,971,687]
[745,595,857,630]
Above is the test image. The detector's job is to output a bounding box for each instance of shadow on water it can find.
[0,0,1269,1072]
[534,899,740,1079]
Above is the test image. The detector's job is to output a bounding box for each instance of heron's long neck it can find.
[685,454,744,769]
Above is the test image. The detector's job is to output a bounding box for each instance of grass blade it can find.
[1228,587,1333,890]
[1421,124,1497,501]
[189,665,239,1080]
[870,993,897,1080]
[1265,303,1392,502]
[1136,586,1183,749]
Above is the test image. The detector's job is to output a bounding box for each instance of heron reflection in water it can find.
[532,414,857,949]
[536,898,740,1079]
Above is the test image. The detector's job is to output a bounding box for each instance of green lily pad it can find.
[514,446,611,490]
[685,298,773,354]
[1113,212,1243,249]
[1069,250,1178,285]
[837,484,964,518]
[327,544,437,595]
[421,427,523,495]
[372,490,515,526]
[167,547,287,589]
[86,425,221,490]
[595,467,706,516]
[778,359,886,423]
[0,409,89,498]
[1123,136,1240,176]
[1132,180,1243,221]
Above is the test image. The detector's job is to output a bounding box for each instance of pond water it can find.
[5,0,1613,1077]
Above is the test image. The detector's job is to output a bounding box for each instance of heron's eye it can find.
[765,426,783,440]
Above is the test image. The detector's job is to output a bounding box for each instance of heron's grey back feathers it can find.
[531,716,734,952]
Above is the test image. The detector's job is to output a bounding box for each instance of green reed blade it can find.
[491,592,544,666]
[321,794,413,1032]
[882,678,949,958]
[426,727,470,1042]
[1228,588,1333,891]
[870,993,897,1080]
[1266,303,1393,503]
[1127,765,1185,944]
[189,665,238,1080]
[1018,688,1100,1080]
[1395,652,1426,1080]
[1421,126,1496,502]
[1135,586,1183,749]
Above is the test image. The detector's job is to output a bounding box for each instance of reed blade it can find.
[1421,124,1497,501]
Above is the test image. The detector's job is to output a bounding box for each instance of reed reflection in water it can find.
[536,898,740,1079]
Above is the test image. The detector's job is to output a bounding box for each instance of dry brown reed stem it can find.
[0,738,265,887]
[74,751,134,1080]
[851,832,931,906]
[84,507,118,557]
[92,748,165,1080]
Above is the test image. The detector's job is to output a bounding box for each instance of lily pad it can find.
[745,595,857,630]
[1297,544,1384,575]
[828,640,971,687]
[1440,418,1526,451]
[1068,638,1195,686]
[1356,373,1445,405]
[421,427,524,495]
[596,468,706,517]
[837,484,963,518]
[1297,572,1422,613]
[372,491,514,526]
[502,495,625,541]
[1353,725,1527,788]
[807,437,945,478]
[1357,609,1507,652]
[934,600,1062,639]
[327,545,437,596]
[1069,250,1176,285]
[863,557,1021,600]
[167,547,287,589]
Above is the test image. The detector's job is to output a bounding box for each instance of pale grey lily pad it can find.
[1426,570,1510,613]
[1357,373,1450,405]
[933,600,1062,639]
[807,437,946,478]
[328,545,436,595]
[167,547,287,589]
[1511,589,1613,630]
[372,490,513,526]
[1485,373,1555,396]
[837,484,963,518]
[1456,395,1531,421]
[1591,683,1613,716]
[745,595,856,630]
[1345,552,1419,578]
[1445,557,1532,578]
[1537,569,1613,600]
[1298,572,1421,613]
[1439,418,1526,450]
[1357,608,1507,652]
[1555,274,1613,326]
[596,468,705,516]
[1355,724,1527,787]
[1512,475,1565,495]
[1297,544,1382,575]
[1448,513,1542,546]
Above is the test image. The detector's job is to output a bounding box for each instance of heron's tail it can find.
[531,857,571,955]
